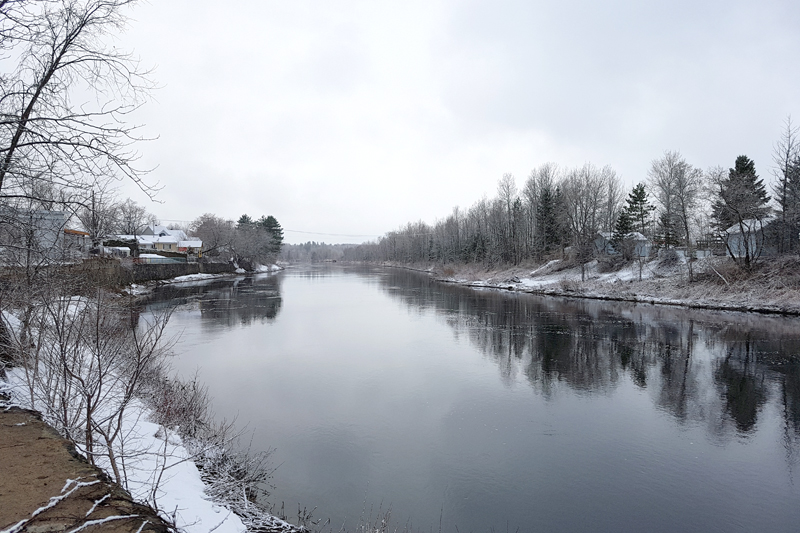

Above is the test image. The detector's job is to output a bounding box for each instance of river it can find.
[146,265,800,532]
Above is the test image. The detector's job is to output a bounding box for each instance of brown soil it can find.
[0,401,172,533]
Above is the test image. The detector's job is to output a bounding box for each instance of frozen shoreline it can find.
[0,263,300,533]
[380,255,800,316]
[124,263,285,297]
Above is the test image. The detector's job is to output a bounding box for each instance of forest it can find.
[345,123,800,275]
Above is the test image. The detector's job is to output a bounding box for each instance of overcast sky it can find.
[117,0,800,244]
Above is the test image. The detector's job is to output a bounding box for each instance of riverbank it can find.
[0,396,173,533]
[0,265,300,533]
[381,254,800,316]
[123,264,285,297]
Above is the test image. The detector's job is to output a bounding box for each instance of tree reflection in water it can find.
[145,273,283,327]
[374,267,800,446]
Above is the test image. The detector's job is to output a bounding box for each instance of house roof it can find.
[596,231,649,241]
[141,225,188,240]
[64,228,89,236]
[724,216,775,234]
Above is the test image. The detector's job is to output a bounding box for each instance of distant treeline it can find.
[345,121,800,271]
[280,241,356,263]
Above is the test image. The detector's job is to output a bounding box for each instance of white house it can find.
[724,217,776,258]
[112,225,202,257]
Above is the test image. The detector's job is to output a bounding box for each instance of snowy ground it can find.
[0,263,296,533]
[397,254,800,315]
[124,264,284,296]
[1,368,248,533]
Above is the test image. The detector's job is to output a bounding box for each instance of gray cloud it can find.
[116,0,800,243]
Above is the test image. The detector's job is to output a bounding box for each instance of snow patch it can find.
[254,263,284,273]
[2,369,247,533]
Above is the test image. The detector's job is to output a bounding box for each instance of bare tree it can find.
[562,163,609,281]
[0,0,156,206]
[772,116,800,252]
[650,151,702,279]
[76,186,118,246]
[497,174,518,263]
[522,169,540,257]
[648,150,683,248]
[114,198,151,235]
[189,213,235,258]
[673,162,702,280]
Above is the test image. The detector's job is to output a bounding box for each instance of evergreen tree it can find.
[237,214,254,229]
[536,183,563,257]
[258,215,284,255]
[712,155,770,230]
[711,155,771,269]
[611,210,634,259]
[655,213,680,249]
[625,183,655,237]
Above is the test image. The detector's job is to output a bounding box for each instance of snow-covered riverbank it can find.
[1,370,244,533]
[386,254,800,316]
[0,264,300,533]
[124,264,285,297]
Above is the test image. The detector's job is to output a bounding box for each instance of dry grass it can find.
[427,255,800,315]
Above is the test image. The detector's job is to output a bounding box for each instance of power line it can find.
[284,229,381,238]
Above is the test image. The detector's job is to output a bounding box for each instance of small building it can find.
[178,240,203,256]
[63,228,90,259]
[104,246,131,258]
[111,224,201,259]
[0,208,68,261]
[153,234,179,252]
[723,217,777,258]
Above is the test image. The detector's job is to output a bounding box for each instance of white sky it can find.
[117,0,800,244]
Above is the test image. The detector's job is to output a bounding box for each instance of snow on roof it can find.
[179,240,202,248]
[724,217,775,234]
[596,231,648,241]
[142,225,188,240]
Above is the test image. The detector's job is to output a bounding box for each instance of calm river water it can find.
[146,266,800,532]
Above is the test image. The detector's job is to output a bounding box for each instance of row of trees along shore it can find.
[345,118,800,277]
[189,213,284,267]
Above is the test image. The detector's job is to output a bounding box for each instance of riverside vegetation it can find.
[0,264,306,532]
[418,252,800,316]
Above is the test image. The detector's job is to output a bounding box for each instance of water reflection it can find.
[374,268,800,443]
[151,266,800,531]
[146,273,284,327]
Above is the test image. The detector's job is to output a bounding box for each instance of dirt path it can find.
[0,401,172,533]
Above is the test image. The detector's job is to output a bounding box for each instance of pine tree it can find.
[711,155,771,268]
[237,214,254,229]
[712,155,770,230]
[655,213,680,249]
[258,215,284,255]
[624,183,655,237]
[536,184,563,257]
[611,210,634,259]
